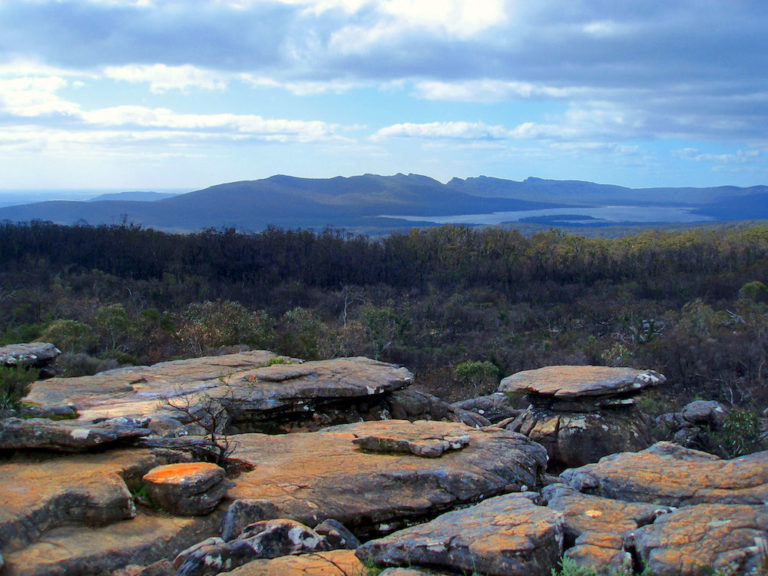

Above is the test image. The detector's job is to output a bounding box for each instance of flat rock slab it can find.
[561,441,768,506]
[220,550,363,576]
[223,420,548,539]
[2,508,222,576]
[499,366,665,399]
[143,462,227,516]
[634,503,768,576]
[0,416,150,451]
[0,448,163,552]
[356,493,564,576]
[0,342,60,367]
[21,354,413,433]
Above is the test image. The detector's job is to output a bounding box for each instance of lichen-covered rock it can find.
[499,366,665,400]
[142,462,227,516]
[452,393,522,424]
[561,442,768,506]
[634,504,768,576]
[387,389,491,427]
[0,342,60,368]
[351,431,470,457]
[174,519,331,576]
[219,550,363,576]
[314,518,360,550]
[222,420,548,539]
[356,493,564,576]
[681,400,729,428]
[0,449,162,553]
[542,484,671,575]
[0,416,150,451]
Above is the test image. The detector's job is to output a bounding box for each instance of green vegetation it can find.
[3,221,768,414]
[0,365,40,410]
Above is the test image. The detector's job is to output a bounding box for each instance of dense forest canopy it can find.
[2,220,768,414]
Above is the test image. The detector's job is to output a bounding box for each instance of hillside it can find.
[2,174,766,233]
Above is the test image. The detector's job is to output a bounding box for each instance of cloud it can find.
[103,64,228,93]
[240,74,361,95]
[371,121,511,141]
[674,148,761,164]
[0,76,81,117]
[413,79,581,103]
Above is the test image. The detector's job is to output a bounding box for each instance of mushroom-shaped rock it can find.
[143,462,227,516]
[499,366,665,400]
[0,342,60,368]
[356,493,564,576]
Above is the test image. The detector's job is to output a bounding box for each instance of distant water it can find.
[382,205,714,225]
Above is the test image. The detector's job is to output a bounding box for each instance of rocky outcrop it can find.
[387,388,491,427]
[451,392,522,424]
[561,441,768,506]
[143,462,227,516]
[0,342,60,368]
[655,399,732,453]
[21,353,414,434]
[500,366,665,469]
[222,419,548,539]
[217,549,364,576]
[356,493,564,576]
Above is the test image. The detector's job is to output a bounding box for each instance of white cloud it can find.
[372,121,511,141]
[414,79,581,103]
[0,76,81,117]
[240,74,361,95]
[103,64,228,93]
[674,148,761,164]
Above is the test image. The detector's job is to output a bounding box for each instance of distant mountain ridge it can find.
[0,174,766,233]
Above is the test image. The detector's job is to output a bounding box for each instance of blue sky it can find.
[0,0,766,192]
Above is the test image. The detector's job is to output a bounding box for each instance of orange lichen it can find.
[143,462,221,484]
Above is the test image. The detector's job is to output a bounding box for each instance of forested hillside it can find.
[2,221,768,412]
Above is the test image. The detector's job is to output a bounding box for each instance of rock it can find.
[22,353,413,434]
[634,504,768,575]
[2,508,222,576]
[510,408,654,470]
[0,342,60,368]
[352,431,470,457]
[174,519,331,576]
[217,549,363,576]
[0,416,151,451]
[356,493,564,576]
[314,518,360,549]
[561,441,768,506]
[387,389,491,427]
[499,366,665,399]
[681,400,729,429]
[542,484,671,575]
[142,462,227,516]
[223,420,548,539]
[452,393,522,423]
[0,448,162,554]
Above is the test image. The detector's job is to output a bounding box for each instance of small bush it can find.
[0,365,40,411]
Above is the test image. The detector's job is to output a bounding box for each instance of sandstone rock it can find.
[634,503,768,576]
[499,365,665,400]
[561,441,768,506]
[2,508,222,576]
[219,549,363,576]
[681,399,729,428]
[22,353,413,434]
[0,416,150,451]
[452,393,522,423]
[314,518,360,549]
[352,431,470,458]
[0,342,60,368]
[387,389,491,427]
[143,462,227,516]
[175,519,331,576]
[510,408,654,469]
[223,420,548,539]
[356,493,564,576]
[0,448,163,553]
[542,484,670,575]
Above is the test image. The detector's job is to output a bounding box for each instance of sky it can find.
[0,0,766,193]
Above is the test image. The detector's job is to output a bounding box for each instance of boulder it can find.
[356,493,564,576]
[499,366,665,400]
[351,430,470,458]
[0,416,150,451]
[634,504,768,575]
[222,419,548,539]
[216,549,363,576]
[387,389,491,427]
[681,400,729,428]
[174,519,331,576]
[314,518,360,550]
[0,342,60,368]
[499,366,664,469]
[142,462,227,516]
[561,442,768,506]
[452,392,522,423]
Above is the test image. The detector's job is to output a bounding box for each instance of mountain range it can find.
[1,174,766,233]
